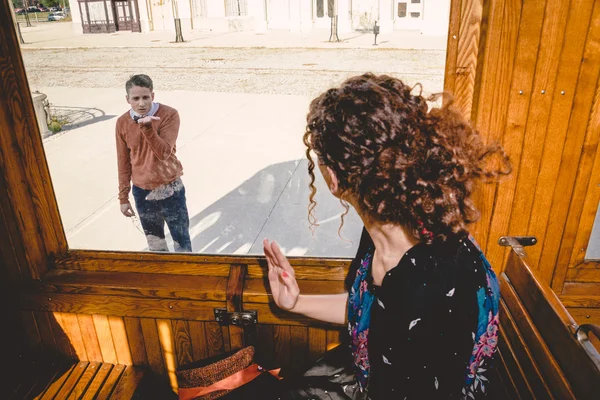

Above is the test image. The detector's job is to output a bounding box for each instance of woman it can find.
[263,73,510,399]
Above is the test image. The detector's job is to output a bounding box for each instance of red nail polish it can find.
[282,271,289,278]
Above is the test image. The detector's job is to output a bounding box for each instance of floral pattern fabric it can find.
[346,229,500,399]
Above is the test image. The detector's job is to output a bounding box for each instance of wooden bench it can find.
[5,353,176,400]
[496,236,600,400]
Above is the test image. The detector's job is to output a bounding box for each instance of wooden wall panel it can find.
[459,0,600,294]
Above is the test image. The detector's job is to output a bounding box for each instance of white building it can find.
[70,0,450,36]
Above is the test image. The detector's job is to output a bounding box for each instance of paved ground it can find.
[21,23,447,257]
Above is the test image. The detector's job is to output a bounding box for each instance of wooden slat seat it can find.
[6,354,175,400]
[497,239,600,400]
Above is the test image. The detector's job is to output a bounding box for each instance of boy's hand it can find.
[120,202,135,217]
[137,115,160,126]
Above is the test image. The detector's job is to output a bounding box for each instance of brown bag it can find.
[176,346,282,400]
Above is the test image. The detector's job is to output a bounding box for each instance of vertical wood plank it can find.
[53,312,76,359]
[273,325,291,369]
[308,327,327,364]
[189,321,209,362]
[34,311,58,355]
[206,322,225,357]
[453,0,485,119]
[124,317,148,366]
[255,325,275,368]
[60,313,88,361]
[221,326,231,352]
[290,326,308,372]
[108,316,133,365]
[157,319,179,392]
[482,0,548,271]
[20,310,42,353]
[326,329,342,351]
[93,315,118,364]
[140,318,166,376]
[226,264,247,350]
[443,0,464,100]
[0,191,26,285]
[77,314,103,362]
[172,320,194,367]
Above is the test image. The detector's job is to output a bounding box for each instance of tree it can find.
[41,0,60,8]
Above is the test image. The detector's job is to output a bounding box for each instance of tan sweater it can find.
[116,104,183,204]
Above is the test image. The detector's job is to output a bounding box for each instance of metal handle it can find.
[498,236,537,257]
[575,324,600,370]
[498,236,538,247]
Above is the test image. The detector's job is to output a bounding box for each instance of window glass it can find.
[16,0,451,258]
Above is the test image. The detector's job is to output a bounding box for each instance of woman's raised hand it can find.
[263,239,300,311]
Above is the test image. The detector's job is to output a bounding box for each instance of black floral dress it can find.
[281,228,500,400]
[347,228,500,399]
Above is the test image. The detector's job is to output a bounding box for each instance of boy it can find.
[116,74,192,252]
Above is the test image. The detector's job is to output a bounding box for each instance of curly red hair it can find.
[303,73,511,243]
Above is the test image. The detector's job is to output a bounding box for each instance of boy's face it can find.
[126,85,154,115]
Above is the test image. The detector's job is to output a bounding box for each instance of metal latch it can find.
[214,308,258,327]
[498,236,537,247]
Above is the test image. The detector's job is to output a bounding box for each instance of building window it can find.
[410,12,421,18]
[225,0,248,17]
[411,0,421,3]
[398,3,407,18]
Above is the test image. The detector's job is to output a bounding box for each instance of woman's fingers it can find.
[263,239,278,269]
[270,241,295,275]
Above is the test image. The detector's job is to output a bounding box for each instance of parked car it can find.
[48,12,65,21]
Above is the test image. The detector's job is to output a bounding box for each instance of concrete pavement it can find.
[41,87,362,256]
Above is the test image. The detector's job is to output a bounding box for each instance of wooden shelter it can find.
[77,0,141,33]
[1,0,599,398]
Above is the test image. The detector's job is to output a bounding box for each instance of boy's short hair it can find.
[126,74,153,94]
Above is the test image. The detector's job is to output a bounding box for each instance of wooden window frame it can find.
[0,0,483,284]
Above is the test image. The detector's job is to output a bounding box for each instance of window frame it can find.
[0,0,486,285]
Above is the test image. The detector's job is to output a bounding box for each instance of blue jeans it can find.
[132,183,192,252]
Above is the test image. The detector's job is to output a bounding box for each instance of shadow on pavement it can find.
[156,159,362,258]
[51,105,116,130]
